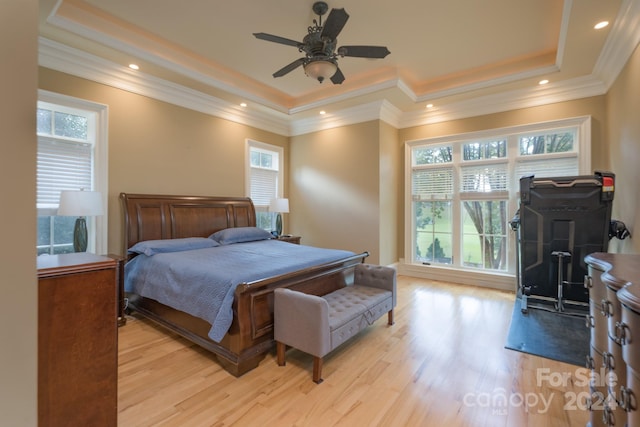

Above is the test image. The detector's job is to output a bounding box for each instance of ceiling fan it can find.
[253,1,391,84]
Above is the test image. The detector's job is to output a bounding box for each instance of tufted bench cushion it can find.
[326,285,393,348]
[274,263,396,383]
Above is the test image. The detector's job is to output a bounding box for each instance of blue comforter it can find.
[124,239,355,342]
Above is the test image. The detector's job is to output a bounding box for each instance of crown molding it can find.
[413,0,571,104]
[290,100,386,136]
[593,0,640,90]
[46,2,291,114]
[35,37,610,136]
[379,101,404,129]
[413,63,560,105]
[39,38,291,136]
[399,75,607,129]
[288,79,400,115]
[39,37,403,136]
[289,100,403,136]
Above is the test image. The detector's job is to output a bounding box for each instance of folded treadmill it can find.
[512,171,615,313]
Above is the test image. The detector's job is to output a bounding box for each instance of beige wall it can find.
[289,120,401,266]
[39,68,288,255]
[398,95,608,260]
[606,42,640,254]
[379,121,400,265]
[1,1,38,425]
[290,121,381,263]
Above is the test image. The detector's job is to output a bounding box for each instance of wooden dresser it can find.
[585,252,640,427]
[38,253,118,427]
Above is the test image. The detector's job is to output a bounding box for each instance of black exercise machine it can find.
[510,171,628,314]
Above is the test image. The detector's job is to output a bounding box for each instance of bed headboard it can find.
[120,193,256,252]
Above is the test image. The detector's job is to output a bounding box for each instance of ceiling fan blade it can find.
[253,32,302,48]
[273,58,306,78]
[337,46,391,59]
[330,67,345,85]
[320,8,349,40]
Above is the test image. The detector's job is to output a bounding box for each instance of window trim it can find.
[38,90,109,254]
[403,116,591,287]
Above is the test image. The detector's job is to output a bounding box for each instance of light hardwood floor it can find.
[118,276,590,426]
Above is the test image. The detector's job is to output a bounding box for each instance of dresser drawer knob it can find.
[602,351,615,371]
[619,386,636,412]
[600,299,613,318]
[586,355,595,370]
[586,314,595,329]
[615,321,630,345]
[602,404,615,426]
[587,390,606,411]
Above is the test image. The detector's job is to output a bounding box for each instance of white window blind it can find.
[250,167,278,207]
[515,157,578,178]
[37,137,92,211]
[412,167,454,199]
[514,157,578,189]
[460,163,509,193]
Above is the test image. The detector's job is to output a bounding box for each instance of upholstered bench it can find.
[274,263,396,383]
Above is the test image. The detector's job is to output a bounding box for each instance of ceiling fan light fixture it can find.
[304,60,337,83]
[254,3,388,84]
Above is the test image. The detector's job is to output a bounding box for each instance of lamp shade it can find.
[304,60,337,83]
[58,190,104,217]
[269,198,289,213]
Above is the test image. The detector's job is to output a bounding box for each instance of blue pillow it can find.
[128,237,219,256]
[209,227,273,245]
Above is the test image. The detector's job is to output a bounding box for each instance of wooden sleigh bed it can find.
[120,193,368,376]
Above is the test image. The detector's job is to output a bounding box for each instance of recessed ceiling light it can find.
[128,63,139,70]
[426,103,434,109]
[240,102,247,107]
[539,79,549,85]
[594,21,609,30]
[319,110,326,115]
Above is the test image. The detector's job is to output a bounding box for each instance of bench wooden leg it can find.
[313,356,323,384]
[388,309,394,325]
[276,341,286,366]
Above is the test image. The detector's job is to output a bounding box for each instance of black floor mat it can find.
[505,298,590,366]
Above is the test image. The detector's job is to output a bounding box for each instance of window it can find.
[246,140,284,231]
[407,117,590,275]
[36,91,108,255]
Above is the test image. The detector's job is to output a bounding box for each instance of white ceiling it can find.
[38,0,640,134]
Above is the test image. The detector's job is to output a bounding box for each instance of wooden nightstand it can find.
[277,235,301,244]
[37,253,118,427]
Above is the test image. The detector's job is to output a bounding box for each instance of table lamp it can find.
[57,190,104,252]
[269,198,289,237]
